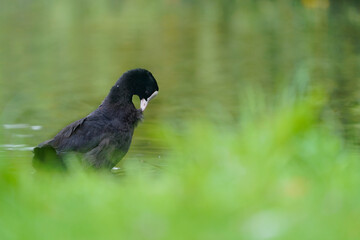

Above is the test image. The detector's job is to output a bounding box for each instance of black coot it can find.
[33,68,159,170]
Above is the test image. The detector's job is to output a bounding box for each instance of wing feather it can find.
[62,118,87,138]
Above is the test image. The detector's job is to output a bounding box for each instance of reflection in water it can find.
[0,0,360,164]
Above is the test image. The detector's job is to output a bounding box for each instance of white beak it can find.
[140,91,158,111]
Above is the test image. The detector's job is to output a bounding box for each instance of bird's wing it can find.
[38,117,87,149]
[45,116,105,153]
[38,115,133,169]
[61,118,87,138]
[33,117,88,169]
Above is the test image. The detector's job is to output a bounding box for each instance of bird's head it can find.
[110,68,159,111]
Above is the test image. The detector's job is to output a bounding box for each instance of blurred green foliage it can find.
[1,0,360,239]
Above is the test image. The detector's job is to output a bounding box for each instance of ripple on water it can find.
[3,124,42,131]
[0,144,34,151]
[1,124,42,152]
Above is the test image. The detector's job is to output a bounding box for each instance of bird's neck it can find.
[103,81,133,107]
[97,81,138,118]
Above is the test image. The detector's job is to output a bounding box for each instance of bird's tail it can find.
[33,145,66,171]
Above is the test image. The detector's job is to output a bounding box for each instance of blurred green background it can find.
[1,0,360,239]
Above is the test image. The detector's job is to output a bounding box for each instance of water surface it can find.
[1,0,360,166]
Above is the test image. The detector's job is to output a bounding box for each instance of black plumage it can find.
[33,68,159,170]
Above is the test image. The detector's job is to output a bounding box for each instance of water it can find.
[1,0,360,166]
